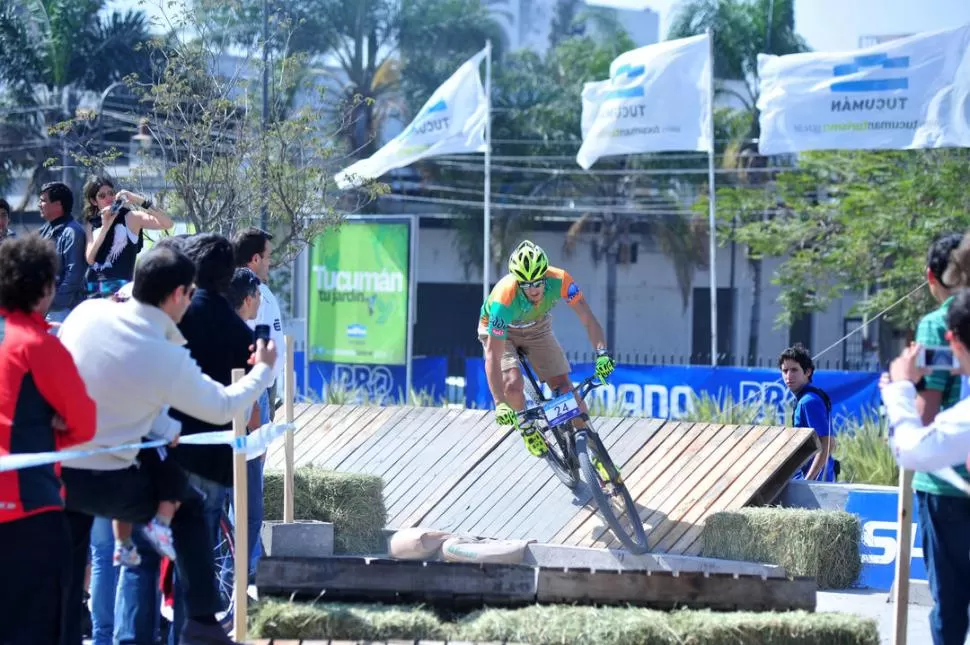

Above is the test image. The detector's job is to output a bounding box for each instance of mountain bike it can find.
[516,349,649,554]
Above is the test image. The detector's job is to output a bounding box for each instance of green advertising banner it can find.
[307,219,411,365]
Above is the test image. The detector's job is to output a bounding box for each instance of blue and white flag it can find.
[335,47,489,189]
[757,24,970,154]
[576,33,712,170]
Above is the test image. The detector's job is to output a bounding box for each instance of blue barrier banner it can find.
[846,489,926,590]
[301,356,448,404]
[464,358,880,424]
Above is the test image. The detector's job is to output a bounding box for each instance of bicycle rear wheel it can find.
[214,512,236,632]
[576,430,649,554]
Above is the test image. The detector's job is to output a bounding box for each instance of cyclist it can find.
[478,240,615,456]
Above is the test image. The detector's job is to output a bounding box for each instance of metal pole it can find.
[230,368,249,640]
[706,28,718,367]
[483,40,492,301]
[260,0,269,231]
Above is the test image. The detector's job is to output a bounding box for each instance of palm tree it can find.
[0,0,152,206]
[668,0,809,364]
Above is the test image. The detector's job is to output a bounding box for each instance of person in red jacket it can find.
[0,234,97,645]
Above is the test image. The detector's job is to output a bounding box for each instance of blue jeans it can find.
[229,457,265,579]
[917,491,970,645]
[88,516,119,645]
[167,473,226,645]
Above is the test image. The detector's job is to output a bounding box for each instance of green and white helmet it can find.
[508,240,549,282]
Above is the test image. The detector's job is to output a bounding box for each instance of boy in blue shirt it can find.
[779,343,836,482]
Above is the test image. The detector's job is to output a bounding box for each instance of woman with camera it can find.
[82,176,173,299]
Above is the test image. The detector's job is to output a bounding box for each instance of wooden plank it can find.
[745,427,817,506]
[562,421,710,548]
[548,419,676,545]
[669,426,799,555]
[373,407,467,493]
[266,403,339,469]
[385,410,498,524]
[583,421,718,550]
[313,406,413,469]
[301,405,385,468]
[332,405,439,473]
[641,424,768,551]
[402,421,513,529]
[388,410,501,527]
[302,405,406,469]
[256,556,536,606]
[536,568,816,612]
[476,416,629,540]
[509,417,668,543]
[290,405,354,467]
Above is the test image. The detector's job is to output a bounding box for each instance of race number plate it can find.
[543,392,581,427]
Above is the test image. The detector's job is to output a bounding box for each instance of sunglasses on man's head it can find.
[518,279,545,290]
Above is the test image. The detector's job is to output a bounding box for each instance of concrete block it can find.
[886,578,934,607]
[777,480,896,511]
[523,543,787,578]
[260,520,334,557]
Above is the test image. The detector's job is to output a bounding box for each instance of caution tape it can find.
[0,421,295,473]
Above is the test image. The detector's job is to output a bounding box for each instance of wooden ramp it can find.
[267,405,817,556]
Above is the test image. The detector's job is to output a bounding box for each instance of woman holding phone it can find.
[81,175,174,298]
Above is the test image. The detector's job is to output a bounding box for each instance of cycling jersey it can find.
[479,266,584,338]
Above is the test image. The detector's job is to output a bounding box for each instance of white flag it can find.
[335,48,489,189]
[757,24,970,155]
[576,33,712,170]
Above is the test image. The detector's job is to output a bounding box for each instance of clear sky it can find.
[109,0,970,53]
[647,0,970,51]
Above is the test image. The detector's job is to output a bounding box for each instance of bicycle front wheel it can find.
[543,424,580,489]
[576,430,649,554]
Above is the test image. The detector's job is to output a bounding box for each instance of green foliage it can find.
[834,413,899,487]
[728,149,970,330]
[680,389,790,426]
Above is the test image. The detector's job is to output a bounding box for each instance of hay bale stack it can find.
[250,601,880,644]
[251,600,449,641]
[700,507,862,589]
[263,466,387,554]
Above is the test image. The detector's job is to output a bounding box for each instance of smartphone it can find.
[254,324,271,343]
[916,345,959,371]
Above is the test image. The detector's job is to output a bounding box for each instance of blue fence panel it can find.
[464,358,881,425]
[295,355,448,404]
[846,488,926,590]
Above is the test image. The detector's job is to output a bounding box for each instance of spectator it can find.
[779,343,836,482]
[159,234,267,645]
[81,175,173,298]
[227,267,270,578]
[888,231,970,645]
[0,235,97,645]
[56,244,276,645]
[233,228,284,406]
[37,182,86,323]
[881,287,970,645]
[0,197,15,240]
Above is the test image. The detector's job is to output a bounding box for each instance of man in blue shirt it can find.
[37,182,86,323]
[779,343,836,482]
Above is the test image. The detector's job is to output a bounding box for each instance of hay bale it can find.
[668,609,879,645]
[700,508,862,589]
[251,601,879,644]
[263,466,387,554]
[459,605,679,645]
[250,599,449,640]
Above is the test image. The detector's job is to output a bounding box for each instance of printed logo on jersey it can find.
[491,317,508,330]
[274,319,282,331]
[566,282,581,303]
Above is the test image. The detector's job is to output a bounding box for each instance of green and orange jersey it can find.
[479,266,584,338]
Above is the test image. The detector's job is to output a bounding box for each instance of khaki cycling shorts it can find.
[478,315,570,382]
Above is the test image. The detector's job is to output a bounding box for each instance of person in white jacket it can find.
[233,227,284,406]
[57,244,275,645]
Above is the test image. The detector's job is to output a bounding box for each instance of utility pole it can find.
[260,0,269,231]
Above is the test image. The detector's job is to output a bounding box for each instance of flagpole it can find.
[706,28,718,367]
[483,40,493,302]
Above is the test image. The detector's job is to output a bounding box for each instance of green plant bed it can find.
[251,600,880,645]
[701,508,862,589]
[262,466,387,554]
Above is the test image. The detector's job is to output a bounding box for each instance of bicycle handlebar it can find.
[517,374,607,423]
